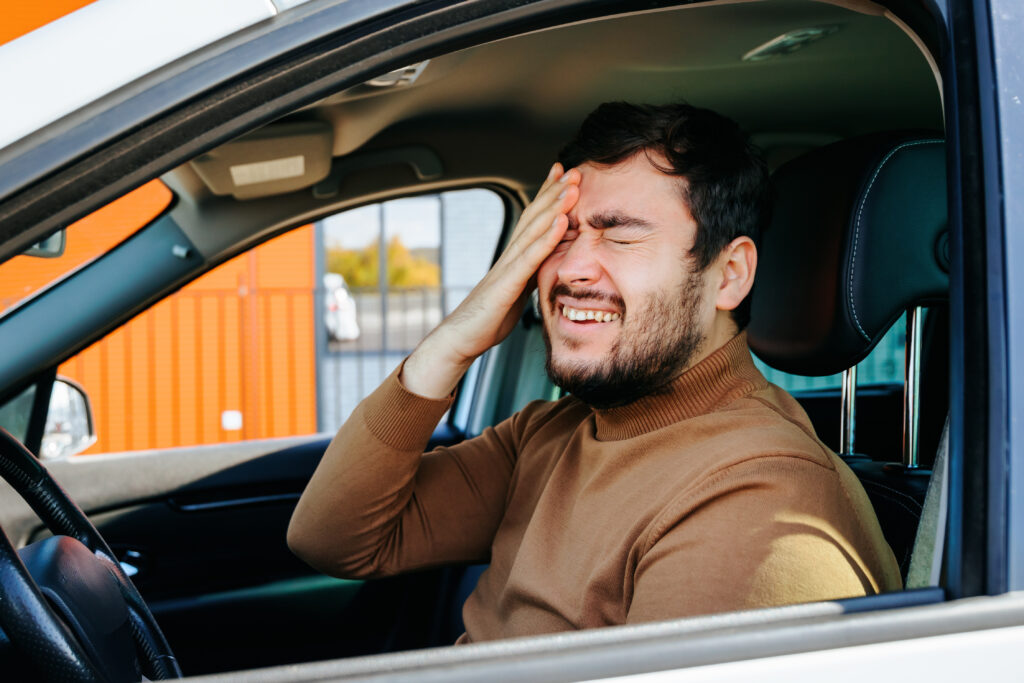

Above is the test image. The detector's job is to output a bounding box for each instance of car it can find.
[0,0,1021,681]
[324,273,361,342]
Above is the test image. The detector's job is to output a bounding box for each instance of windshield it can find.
[0,180,173,318]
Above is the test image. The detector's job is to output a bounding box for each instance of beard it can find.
[541,272,706,410]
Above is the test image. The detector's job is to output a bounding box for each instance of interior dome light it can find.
[742,25,840,62]
[366,60,430,87]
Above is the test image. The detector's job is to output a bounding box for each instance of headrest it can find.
[748,132,948,376]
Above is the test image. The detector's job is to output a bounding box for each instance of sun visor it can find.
[190,121,333,200]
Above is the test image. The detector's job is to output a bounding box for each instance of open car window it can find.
[30,188,504,457]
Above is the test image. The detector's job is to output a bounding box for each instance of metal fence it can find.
[317,285,471,432]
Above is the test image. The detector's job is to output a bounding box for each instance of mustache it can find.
[548,283,625,312]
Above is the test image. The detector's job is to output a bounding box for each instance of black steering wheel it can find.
[0,428,181,681]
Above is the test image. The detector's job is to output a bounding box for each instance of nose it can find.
[556,233,603,286]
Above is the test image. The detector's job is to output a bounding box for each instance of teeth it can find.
[561,305,620,323]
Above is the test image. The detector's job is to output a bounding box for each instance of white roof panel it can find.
[0,0,283,151]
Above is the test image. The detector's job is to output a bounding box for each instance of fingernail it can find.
[551,216,561,228]
[558,172,570,183]
[558,188,568,198]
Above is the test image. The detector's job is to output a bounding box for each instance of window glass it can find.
[319,189,504,431]
[0,180,173,318]
[754,313,907,392]
[0,384,35,443]
[49,188,504,455]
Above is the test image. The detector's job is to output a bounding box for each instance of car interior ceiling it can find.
[0,0,954,675]
[161,0,942,265]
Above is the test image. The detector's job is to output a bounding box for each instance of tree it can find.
[326,236,439,288]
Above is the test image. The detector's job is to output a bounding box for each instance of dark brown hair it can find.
[557,102,771,329]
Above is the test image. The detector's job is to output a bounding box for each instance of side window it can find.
[50,188,504,457]
[754,313,908,392]
[0,180,172,317]
[318,189,504,430]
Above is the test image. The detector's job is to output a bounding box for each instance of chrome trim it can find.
[903,306,924,468]
[841,365,858,455]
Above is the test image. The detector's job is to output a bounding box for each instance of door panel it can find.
[5,424,467,675]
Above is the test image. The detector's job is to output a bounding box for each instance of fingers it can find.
[533,162,565,199]
[512,178,578,252]
[497,185,578,287]
[512,164,577,236]
[540,162,563,192]
[508,167,580,251]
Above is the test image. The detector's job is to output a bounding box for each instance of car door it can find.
[0,0,1021,680]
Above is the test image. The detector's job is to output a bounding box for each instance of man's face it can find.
[536,154,717,408]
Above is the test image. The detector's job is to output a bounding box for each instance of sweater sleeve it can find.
[288,361,520,579]
[626,455,900,624]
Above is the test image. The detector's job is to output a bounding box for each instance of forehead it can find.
[571,154,694,231]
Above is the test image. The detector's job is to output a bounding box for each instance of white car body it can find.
[1,0,1023,681]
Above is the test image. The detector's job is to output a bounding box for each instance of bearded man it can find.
[288,102,902,643]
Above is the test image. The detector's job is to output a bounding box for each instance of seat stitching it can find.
[856,478,923,507]
[861,481,923,517]
[849,139,943,341]
[860,483,920,571]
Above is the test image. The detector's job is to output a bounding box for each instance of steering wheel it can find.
[0,428,181,681]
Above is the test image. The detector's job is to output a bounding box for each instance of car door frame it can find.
[0,0,1018,679]
[973,0,1024,596]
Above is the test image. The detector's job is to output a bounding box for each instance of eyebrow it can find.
[569,211,655,232]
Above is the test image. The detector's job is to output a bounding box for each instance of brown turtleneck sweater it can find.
[289,333,902,643]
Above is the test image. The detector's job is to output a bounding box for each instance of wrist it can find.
[400,330,475,399]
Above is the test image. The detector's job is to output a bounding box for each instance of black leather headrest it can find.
[748,132,947,376]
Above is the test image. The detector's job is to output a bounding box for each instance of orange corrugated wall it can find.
[56,226,318,454]
[0,181,173,310]
[1,1,98,46]
[0,182,318,456]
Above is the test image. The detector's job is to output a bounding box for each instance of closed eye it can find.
[602,225,647,245]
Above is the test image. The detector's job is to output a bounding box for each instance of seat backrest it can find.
[748,132,948,581]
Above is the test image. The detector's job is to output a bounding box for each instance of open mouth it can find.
[560,305,620,324]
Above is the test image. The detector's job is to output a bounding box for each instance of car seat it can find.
[748,131,948,581]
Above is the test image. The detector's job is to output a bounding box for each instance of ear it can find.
[713,236,757,312]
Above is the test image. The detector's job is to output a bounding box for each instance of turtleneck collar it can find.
[591,332,768,441]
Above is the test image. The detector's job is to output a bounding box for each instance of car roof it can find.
[0,0,317,153]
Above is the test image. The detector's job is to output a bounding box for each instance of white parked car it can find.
[324,272,360,342]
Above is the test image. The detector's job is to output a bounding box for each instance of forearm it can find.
[288,361,520,579]
[287,364,453,577]
[289,162,577,575]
